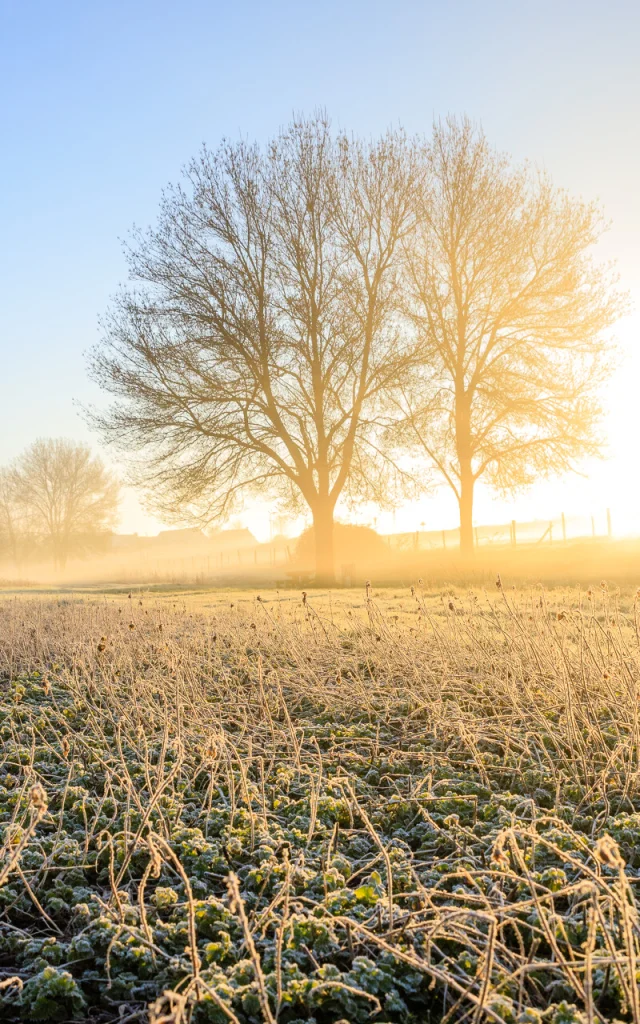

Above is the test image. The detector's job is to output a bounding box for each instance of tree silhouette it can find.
[399,119,625,555]
[89,116,423,583]
[0,470,24,565]
[10,439,119,567]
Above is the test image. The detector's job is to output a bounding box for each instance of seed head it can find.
[205,735,220,761]
[594,834,625,869]
[30,783,48,812]
[490,833,510,870]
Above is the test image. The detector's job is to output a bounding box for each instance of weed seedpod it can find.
[490,833,510,869]
[30,784,48,812]
[594,834,625,869]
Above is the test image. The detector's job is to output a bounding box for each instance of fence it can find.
[109,542,292,582]
[384,509,614,553]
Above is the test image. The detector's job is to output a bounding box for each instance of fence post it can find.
[607,508,612,539]
[511,520,516,546]
[549,522,553,544]
[442,530,446,550]
[561,513,566,544]
[591,516,595,539]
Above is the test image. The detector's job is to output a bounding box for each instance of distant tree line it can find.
[89,114,625,580]
[0,439,119,569]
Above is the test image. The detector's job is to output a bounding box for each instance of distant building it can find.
[209,528,257,551]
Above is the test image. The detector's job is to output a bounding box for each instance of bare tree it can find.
[0,470,25,565]
[399,119,625,555]
[88,116,423,583]
[10,439,119,568]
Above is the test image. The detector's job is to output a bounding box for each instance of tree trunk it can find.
[455,390,475,559]
[459,464,475,558]
[312,501,335,586]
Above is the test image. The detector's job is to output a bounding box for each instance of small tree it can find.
[88,116,423,583]
[0,470,27,565]
[10,440,119,567]
[400,119,625,555]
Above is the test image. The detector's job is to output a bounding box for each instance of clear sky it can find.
[1,0,639,539]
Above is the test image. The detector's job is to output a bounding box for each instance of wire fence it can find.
[384,509,614,552]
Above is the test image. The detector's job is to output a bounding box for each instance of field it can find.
[1,583,640,1024]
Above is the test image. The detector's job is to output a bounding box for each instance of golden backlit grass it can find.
[1,583,640,1022]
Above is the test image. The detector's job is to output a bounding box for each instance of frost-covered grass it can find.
[1,584,640,1023]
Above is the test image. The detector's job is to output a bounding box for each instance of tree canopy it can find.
[89,115,623,570]
[395,119,625,553]
[89,116,424,581]
[7,439,119,567]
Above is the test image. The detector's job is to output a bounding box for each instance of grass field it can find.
[1,582,640,1023]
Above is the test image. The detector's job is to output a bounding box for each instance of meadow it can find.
[1,582,640,1023]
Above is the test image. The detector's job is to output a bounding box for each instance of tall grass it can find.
[0,584,639,1022]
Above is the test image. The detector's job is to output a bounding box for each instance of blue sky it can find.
[1,0,639,537]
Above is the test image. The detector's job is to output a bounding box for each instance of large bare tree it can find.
[10,439,119,567]
[399,119,625,555]
[88,116,423,582]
